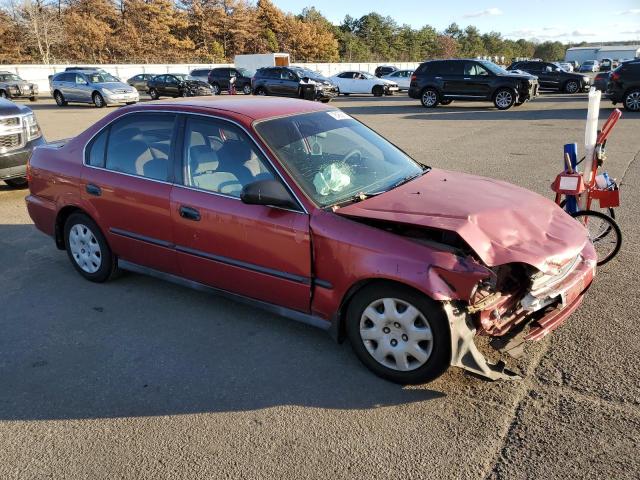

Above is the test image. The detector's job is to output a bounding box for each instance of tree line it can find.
[0,0,574,65]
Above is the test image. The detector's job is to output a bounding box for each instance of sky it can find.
[271,0,640,43]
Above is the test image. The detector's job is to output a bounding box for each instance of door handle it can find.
[86,184,101,196]
[464,77,471,80]
[435,76,442,80]
[179,205,200,221]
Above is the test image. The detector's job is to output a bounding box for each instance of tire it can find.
[126,102,136,105]
[571,210,622,266]
[53,90,67,106]
[93,92,105,108]
[149,88,159,100]
[63,213,116,282]
[493,88,515,110]
[242,84,252,95]
[320,98,331,103]
[420,88,439,108]
[564,80,580,94]
[345,283,451,384]
[29,96,37,102]
[4,177,28,188]
[0,90,7,99]
[211,83,221,95]
[181,89,188,97]
[372,85,384,97]
[254,87,267,96]
[440,99,453,106]
[623,89,640,112]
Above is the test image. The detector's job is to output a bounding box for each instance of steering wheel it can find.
[343,149,362,166]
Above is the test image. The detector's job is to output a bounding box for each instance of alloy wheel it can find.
[625,91,640,111]
[421,90,437,107]
[495,90,513,109]
[68,223,102,274]
[242,84,252,95]
[359,298,434,371]
[566,81,579,93]
[212,84,221,95]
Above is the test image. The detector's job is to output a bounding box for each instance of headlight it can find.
[101,88,114,94]
[23,112,41,141]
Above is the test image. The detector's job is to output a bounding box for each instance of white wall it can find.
[2,62,422,93]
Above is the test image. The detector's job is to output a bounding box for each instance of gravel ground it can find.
[1,93,638,479]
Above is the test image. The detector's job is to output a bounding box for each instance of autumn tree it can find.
[255,0,285,52]
[63,0,116,63]
[14,0,63,63]
[0,9,28,62]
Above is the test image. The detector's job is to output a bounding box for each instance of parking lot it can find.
[1,93,639,479]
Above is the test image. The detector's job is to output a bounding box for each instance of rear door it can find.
[81,111,179,274]
[170,114,312,311]
[439,61,466,97]
[279,69,300,97]
[165,75,180,97]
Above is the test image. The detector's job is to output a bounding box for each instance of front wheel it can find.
[346,283,450,384]
[242,84,252,95]
[571,210,622,266]
[254,87,267,96]
[54,90,67,106]
[623,89,640,112]
[29,96,37,102]
[372,85,384,97]
[149,88,159,100]
[4,177,28,189]
[211,83,221,95]
[494,88,515,110]
[0,90,7,99]
[420,88,439,108]
[564,80,580,94]
[64,213,117,282]
[93,92,105,108]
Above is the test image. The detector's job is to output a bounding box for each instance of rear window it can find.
[430,61,463,75]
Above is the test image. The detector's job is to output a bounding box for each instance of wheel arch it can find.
[54,205,101,250]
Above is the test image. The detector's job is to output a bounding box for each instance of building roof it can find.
[567,45,640,51]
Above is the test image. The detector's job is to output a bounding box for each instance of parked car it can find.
[381,69,414,90]
[599,58,613,72]
[252,67,338,102]
[593,72,610,92]
[147,74,213,99]
[26,97,597,384]
[189,68,212,83]
[578,60,599,72]
[208,67,254,95]
[557,62,574,72]
[374,65,398,77]
[0,71,38,101]
[127,73,158,92]
[330,71,399,96]
[65,66,106,72]
[507,60,591,93]
[51,70,139,108]
[607,60,640,111]
[0,97,44,188]
[410,59,539,110]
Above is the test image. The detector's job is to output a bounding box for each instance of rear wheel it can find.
[494,88,515,110]
[54,90,67,106]
[149,88,159,100]
[64,213,116,282]
[623,89,640,112]
[440,99,453,105]
[420,88,439,108]
[346,283,450,384]
[93,92,105,108]
[242,84,252,95]
[211,83,221,95]
[564,80,580,94]
[254,87,267,96]
[4,177,28,188]
[372,85,384,97]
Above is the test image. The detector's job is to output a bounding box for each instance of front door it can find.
[81,111,179,274]
[170,115,312,312]
[462,62,494,98]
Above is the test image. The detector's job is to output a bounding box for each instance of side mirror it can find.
[240,179,298,210]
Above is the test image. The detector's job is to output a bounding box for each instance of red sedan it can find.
[26,97,596,384]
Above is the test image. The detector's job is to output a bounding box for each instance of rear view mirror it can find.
[240,179,298,210]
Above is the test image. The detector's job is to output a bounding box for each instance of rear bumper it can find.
[25,193,57,237]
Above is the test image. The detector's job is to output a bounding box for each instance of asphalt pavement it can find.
[1,93,638,479]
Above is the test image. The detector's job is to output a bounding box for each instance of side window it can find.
[267,69,280,79]
[338,72,353,78]
[105,113,176,181]
[465,62,489,76]
[86,128,108,167]
[281,70,297,80]
[441,62,463,75]
[526,63,542,73]
[182,116,274,197]
[75,74,86,84]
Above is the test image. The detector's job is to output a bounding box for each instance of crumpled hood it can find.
[336,168,588,274]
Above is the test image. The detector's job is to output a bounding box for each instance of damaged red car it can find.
[26,97,596,384]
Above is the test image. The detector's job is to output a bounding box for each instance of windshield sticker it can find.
[327,111,350,121]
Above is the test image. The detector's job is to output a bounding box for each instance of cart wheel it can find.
[560,198,615,220]
[571,210,622,266]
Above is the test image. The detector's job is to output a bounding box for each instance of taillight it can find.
[410,74,417,82]
[610,71,620,82]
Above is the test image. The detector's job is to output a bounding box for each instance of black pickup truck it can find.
[0,98,45,188]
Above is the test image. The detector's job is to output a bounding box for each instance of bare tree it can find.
[15,0,63,63]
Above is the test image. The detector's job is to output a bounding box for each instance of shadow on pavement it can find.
[0,224,445,421]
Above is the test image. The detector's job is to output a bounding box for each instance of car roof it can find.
[148,96,334,122]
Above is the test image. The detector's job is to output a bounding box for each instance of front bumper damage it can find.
[448,242,596,380]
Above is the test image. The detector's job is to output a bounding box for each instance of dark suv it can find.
[252,67,338,102]
[374,65,398,77]
[607,60,640,112]
[208,67,254,95]
[507,60,592,93]
[409,59,539,110]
